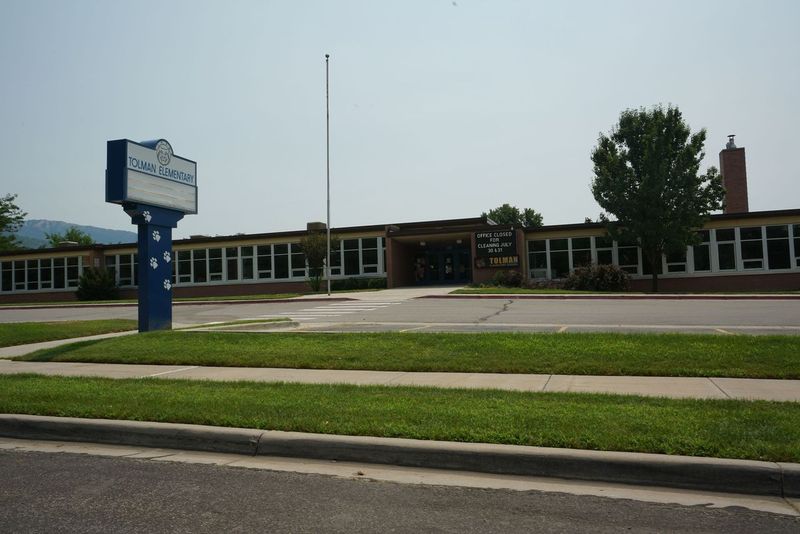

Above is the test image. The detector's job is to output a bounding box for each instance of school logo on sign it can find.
[155,140,173,166]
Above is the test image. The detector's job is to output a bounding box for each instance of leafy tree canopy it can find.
[482,204,543,228]
[46,226,94,247]
[0,194,27,251]
[299,231,340,292]
[591,105,724,292]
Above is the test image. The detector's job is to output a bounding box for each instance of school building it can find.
[1,141,799,302]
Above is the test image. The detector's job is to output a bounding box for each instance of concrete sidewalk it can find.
[1,359,798,401]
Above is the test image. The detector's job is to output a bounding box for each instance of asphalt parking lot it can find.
[2,290,799,335]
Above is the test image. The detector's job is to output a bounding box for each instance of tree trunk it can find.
[650,255,659,293]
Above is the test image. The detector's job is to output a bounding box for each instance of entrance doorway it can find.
[414,247,471,285]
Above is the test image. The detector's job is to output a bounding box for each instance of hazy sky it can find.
[1,0,798,239]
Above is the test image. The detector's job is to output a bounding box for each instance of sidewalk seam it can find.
[707,377,732,399]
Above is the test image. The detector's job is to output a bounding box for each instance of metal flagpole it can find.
[325,54,331,296]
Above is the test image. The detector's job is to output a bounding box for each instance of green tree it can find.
[299,231,340,292]
[591,105,724,292]
[45,226,94,247]
[0,194,27,251]
[482,204,543,227]
[76,267,119,301]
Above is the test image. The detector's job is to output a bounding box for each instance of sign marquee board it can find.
[105,139,196,332]
[474,230,519,268]
[106,139,198,214]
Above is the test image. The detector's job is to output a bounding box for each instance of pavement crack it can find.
[478,299,513,323]
[707,377,732,399]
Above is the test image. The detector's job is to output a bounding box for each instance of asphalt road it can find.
[2,295,800,334]
[2,449,798,533]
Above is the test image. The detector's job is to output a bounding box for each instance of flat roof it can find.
[2,210,799,258]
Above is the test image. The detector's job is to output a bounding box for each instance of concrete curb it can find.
[421,294,800,301]
[1,414,798,498]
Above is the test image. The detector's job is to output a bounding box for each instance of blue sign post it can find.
[106,139,197,332]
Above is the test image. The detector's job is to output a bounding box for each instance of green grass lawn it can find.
[18,331,800,379]
[1,374,797,462]
[0,320,138,348]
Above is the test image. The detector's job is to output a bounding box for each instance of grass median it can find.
[1,374,798,462]
[0,320,138,348]
[17,331,800,379]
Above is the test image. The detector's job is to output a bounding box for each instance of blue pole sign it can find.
[106,139,197,332]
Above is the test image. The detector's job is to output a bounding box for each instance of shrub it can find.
[491,270,523,288]
[76,268,120,301]
[330,277,386,291]
[367,278,387,289]
[563,264,630,291]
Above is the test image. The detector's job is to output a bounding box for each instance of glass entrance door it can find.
[416,248,471,285]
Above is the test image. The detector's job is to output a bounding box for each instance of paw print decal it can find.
[163,279,172,291]
[152,230,161,242]
[143,210,152,223]
[149,257,158,270]
[163,251,172,263]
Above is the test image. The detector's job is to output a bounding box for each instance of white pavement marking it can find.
[277,300,403,322]
[558,326,568,333]
[399,325,432,333]
[147,366,199,377]
[715,328,736,335]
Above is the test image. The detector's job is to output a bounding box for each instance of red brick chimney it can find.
[719,135,749,214]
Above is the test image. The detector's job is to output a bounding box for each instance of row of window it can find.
[528,224,800,279]
[0,257,82,292]
[105,237,386,287]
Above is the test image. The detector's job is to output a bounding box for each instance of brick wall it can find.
[719,147,749,214]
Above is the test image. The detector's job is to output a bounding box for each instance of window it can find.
[193,249,207,283]
[549,239,569,278]
[1,261,11,292]
[241,246,254,280]
[794,224,800,268]
[118,254,135,286]
[66,257,81,288]
[13,260,25,290]
[766,225,790,270]
[53,258,66,289]
[740,226,764,269]
[256,245,272,279]
[329,241,342,275]
[571,237,592,269]
[208,248,223,281]
[343,239,360,276]
[528,240,547,278]
[665,248,687,273]
[274,244,289,279]
[176,251,192,283]
[104,255,117,283]
[25,260,39,290]
[617,239,640,274]
[40,259,52,290]
[693,231,711,272]
[290,243,306,277]
[715,228,736,271]
[361,238,379,274]
[226,248,239,280]
[595,236,613,265]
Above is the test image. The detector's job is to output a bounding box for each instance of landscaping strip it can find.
[18,331,800,379]
[0,320,138,348]
[1,375,798,463]
[2,414,798,497]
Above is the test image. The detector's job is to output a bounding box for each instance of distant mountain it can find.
[10,220,137,249]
